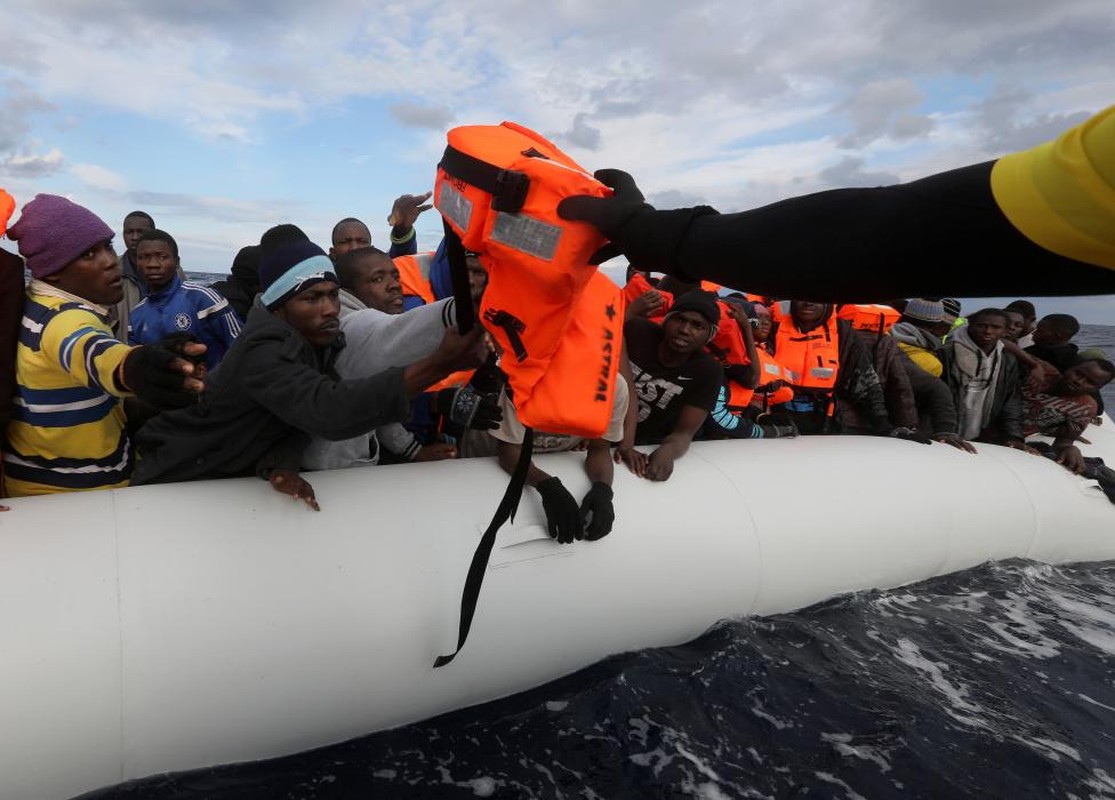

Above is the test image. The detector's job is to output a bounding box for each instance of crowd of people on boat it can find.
[1,176,1113,534]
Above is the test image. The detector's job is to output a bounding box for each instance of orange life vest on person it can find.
[433,121,623,438]
[748,347,795,408]
[837,303,899,335]
[773,314,841,391]
[393,252,436,307]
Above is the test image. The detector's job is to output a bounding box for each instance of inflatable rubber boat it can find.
[3,423,1115,799]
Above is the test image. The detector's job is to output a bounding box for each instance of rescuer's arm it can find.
[557,106,1115,300]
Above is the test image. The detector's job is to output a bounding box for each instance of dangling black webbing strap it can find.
[433,426,532,668]
[433,221,533,668]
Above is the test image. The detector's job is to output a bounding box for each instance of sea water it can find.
[82,322,1115,800]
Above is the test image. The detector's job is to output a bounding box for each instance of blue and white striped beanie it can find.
[258,240,338,310]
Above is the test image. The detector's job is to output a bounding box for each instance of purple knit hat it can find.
[6,194,115,279]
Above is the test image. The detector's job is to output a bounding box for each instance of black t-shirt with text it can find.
[625,317,723,444]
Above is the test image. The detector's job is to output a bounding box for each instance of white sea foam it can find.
[1077,693,1115,713]
[821,732,893,773]
[814,771,868,800]
[889,637,987,727]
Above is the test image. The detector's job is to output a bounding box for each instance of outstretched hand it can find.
[556,169,646,237]
[388,191,433,229]
[119,343,206,408]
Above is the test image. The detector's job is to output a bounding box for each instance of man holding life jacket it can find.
[620,291,723,482]
[556,106,1115,299]
[300,245,466,469]
[131,233,497,509]
[2,194,207,497]
[889,299,975,453]
[770,301,928,443]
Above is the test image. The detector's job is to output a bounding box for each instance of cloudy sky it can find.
[2,0,1113,321]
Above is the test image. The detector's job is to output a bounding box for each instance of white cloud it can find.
[2,147,64,178]
[71,163,127,192]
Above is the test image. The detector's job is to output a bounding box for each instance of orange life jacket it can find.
[433,121,623,438]
[751,348,795,407]
[837,303,899,335]
[623,272,668,310]
[393,252,436,307]
[773,314,841,391]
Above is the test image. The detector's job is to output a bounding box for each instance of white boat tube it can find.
[2,423,1114,799]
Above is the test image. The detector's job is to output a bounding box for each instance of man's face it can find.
[792,301,826,327]
[330,221,371,260]
[662,310,712,356]
[466,255,488,305]
[275,281,341,347]
[45,240,122,306]
[968,314,1006,351]
[1003,311,1024,342]
[353,256,403,314]
[122,215,153,257]
[1031,318,1068,348]
[1058,362,1113,396]
[136,239,178,291]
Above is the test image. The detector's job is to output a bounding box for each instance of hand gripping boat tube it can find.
[432,122,625,668]
[434,121,625,439]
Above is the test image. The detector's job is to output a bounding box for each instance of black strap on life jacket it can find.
[439,145,530,213]
[433,220,533,668]
[483,308,528,361]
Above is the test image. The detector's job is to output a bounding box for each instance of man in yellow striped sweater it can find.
[3,194,205,497]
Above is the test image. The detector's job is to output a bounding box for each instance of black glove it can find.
[119,345,199,409]
[536,477,582,544]
[556,169,718,273]
[759,417,799,438]
[890,426,933,445]
[155,332,205,367]
[434,385,501,430]
[579,481,615,541]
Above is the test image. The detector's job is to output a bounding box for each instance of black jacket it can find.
[939,343,1024,443]
[132,304,410,484]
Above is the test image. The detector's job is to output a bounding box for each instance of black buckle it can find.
[492,169,529,213]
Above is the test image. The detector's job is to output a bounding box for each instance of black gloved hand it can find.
[557,169,718,273]
[155,332,205,367]
[890,426,933,445]
[579,481,615,541]
[759,417,799,438]
[435,385,501,430]
[119,345,200,409]
[536,477,582,544]
[468,353,506,395]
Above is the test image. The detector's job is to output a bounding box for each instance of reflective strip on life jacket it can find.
[774,315,841,391]
[393,252,437,307]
